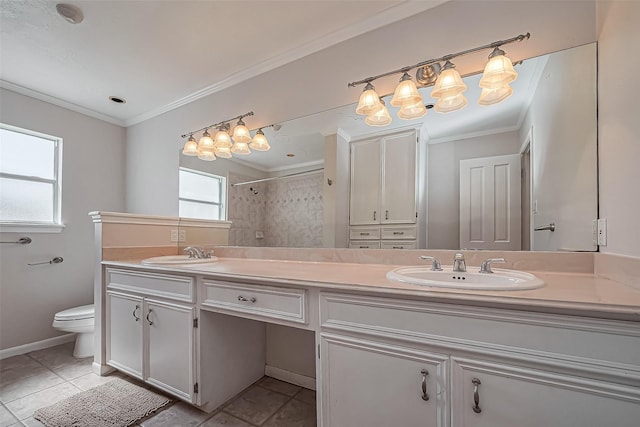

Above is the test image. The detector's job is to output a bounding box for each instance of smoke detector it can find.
[56,4,84,24]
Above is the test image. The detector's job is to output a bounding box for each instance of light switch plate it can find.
[178,229,186,242]
[170,229,179,242]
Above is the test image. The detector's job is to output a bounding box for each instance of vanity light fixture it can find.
[348,32,529,125]
[180,112,272,161]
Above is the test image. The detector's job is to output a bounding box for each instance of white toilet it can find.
[52,304,95,358]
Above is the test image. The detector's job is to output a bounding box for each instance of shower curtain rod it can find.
[231,168,324,186]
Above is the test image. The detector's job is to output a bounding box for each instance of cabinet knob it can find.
[472,378,482,413]
[420,369,430,401]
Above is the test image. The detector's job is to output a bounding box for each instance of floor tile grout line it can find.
[256,391,299,427]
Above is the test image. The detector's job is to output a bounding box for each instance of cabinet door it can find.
[350,138,381,225]
[145,299,196,403]
[320,334,448,427]
[451,357,640,427]
[381,131,417,223]
[106,291,143,379]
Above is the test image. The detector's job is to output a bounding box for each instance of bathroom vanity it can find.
[97,255,640,426]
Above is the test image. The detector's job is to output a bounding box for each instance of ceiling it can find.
[0,0,446,126]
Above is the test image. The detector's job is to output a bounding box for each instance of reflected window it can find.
[179,168,226,220]
[0,124,62,226]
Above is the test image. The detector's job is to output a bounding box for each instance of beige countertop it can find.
[103,257,640,322]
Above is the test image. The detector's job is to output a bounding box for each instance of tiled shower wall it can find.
[228,172,324,247]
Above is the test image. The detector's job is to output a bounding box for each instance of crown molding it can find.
[230,157,324,174]
[427,125,521,145]
[0,80,126,127]
[124,1,447,127]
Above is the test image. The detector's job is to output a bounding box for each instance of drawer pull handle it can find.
[393,231,405,235]
[359,246,369,248]
[360,232,370,236]
[385,210,389,220]
[393,246,403,249]
[420,369,430,401]
[373,211,376,221]
[472,378,482,413]
[146,309,153,326]
[132,305,140,322]
[238,295,257,303]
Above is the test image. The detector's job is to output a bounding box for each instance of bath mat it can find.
[33,377,173,427]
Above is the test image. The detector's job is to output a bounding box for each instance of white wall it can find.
[0,88,126,351]
[427,131,521,249]
[597,1,640,258]
[521,43,598,251]
[125,0,597,217]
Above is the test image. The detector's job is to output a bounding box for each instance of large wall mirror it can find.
[179,43,597,252]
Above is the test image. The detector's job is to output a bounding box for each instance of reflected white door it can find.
[460,154,521,250]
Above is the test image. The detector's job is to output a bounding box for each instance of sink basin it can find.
[141,255,218,266]
[386,266,544,291]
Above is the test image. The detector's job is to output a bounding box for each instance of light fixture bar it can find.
[347,33,529,88]
[231,168,324,187]
[180,111,254,139]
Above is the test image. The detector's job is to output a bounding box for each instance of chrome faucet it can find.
[183,246,212,259]
[419,255,442,271]
[479,258,506,274]
[453,253,466,273]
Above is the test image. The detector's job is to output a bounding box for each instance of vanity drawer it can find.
[201,280,307,324]
[349,241,381,249]
[106,268,194,302]
[380,241,417,250]
[381,225,417,240]
[349,226,381,240]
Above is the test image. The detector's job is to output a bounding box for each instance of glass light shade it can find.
[182,136,198,156]
[431,66,467,98]
[479,51,518,89]
[355,84,382,115]
[232,122,251,143]
[478,85,513,106]
[213,130,232,148]
[197,130,214,151]
[197,146,216,161]
[390,74,422,107]
[214,146,232,158]
[397,100,427,120]
[250,130,271,151]
[434,92,468,113]
[365,101,392,126]
[231,142,251,155]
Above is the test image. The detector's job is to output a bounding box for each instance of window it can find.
[178,168,226,220]
[0,124,63,230]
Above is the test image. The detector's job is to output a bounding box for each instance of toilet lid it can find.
[54,304,94,321]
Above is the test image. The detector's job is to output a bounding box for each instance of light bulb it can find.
[365,99,392,126]
[250,129,271,151]
[390,72,422,107]
[479,47,518,89]
[182,135,198,156]
[478,85,513,106]
[435,92,467,113]
[232,119,251,143]
[355,82,382,115]
[431,61,466,99]
[214,129,232,148]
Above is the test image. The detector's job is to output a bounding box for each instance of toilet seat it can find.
[54,304,94,321]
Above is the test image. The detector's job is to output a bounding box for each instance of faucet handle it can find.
[479,258,506,274]
[183,247,197,259]
[419,255,443,271]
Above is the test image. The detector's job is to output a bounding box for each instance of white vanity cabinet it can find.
[349,131,418,248]
[105,268,197,403]
[319,292,640,427]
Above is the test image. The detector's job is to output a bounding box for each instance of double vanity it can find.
[95,242,640,426]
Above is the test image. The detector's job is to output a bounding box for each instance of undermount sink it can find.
[386,266,544,291]
[141,255,218,266]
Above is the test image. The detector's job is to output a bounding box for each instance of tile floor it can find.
[0,343,316,427]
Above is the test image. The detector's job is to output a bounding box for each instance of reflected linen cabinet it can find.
[348,129,418,249]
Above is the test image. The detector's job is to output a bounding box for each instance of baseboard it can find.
[92,362,116,376]
[0,333,76,359]
[265,365,316,391]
